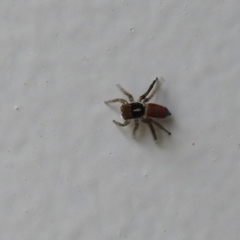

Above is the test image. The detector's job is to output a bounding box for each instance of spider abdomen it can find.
[145,103,171,118]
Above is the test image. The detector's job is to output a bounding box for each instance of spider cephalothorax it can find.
[105,78,171,142]
[121,102,146,119]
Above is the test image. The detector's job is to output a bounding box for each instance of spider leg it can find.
[142,83,159,103]
[105,98,128,105]
[116,84,134,102]
[141,117,158,142]
[148,122,157,142]
[147,118,171,135]
[138,78,158,102]
[113,119,131,127]
[132,119,139,138]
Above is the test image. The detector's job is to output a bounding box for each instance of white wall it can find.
[0,1,240,239]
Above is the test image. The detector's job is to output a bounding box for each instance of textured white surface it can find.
[1,0,240,239]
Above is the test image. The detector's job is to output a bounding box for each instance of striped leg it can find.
[113,119,131,127]
[116,84,134,102]
[105,98,128,104]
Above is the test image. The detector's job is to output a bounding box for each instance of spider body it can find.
[121,103,170,120]
[105,78,171,142]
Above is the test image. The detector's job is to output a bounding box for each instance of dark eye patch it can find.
[133,108,141,112]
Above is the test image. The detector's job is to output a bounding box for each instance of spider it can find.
[104,78,171,142]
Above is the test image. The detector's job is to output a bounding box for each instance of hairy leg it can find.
[116,84,134,102]
[113,119,131,126]
[105,98,128,104]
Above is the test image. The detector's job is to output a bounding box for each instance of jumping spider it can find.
[104,78,171,142]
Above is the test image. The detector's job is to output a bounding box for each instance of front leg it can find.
[116,84,134,102]
[105,98,128,105]
[142,83,159,103]
[138,78,158,102]
[113,119,131,126]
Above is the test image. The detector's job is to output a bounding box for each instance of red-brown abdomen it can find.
[145,103,171,118]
